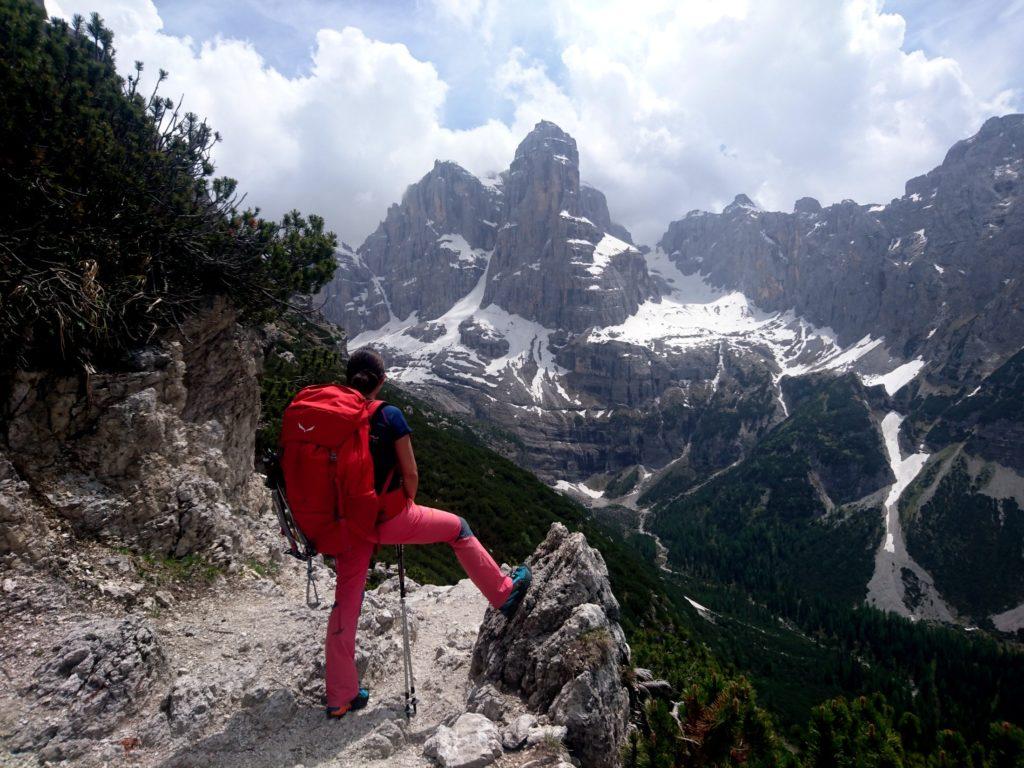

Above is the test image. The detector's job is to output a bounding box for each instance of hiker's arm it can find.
[395,435,418,501]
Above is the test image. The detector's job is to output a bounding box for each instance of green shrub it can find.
[0,0,337,372]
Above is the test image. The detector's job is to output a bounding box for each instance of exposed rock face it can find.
[483,121,652,332]
[322,121,651,340]
[315,244,392,336]
[661,114,1024,388]
[363,161,501,325]
[471,523,631,768]
[319,161,502,336]
[1,299,266,559]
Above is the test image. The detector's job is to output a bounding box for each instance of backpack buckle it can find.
[328,451,337,462]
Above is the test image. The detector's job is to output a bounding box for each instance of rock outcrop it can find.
[11,617,165,763]
[320,120,652,339]
[471,522,631,768]
[0,299,266,561]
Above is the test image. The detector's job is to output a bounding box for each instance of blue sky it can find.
[48,0,1024,245]
[150,0,571,128]
[150,0,1024,130]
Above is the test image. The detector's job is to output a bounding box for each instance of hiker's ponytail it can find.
[347,347,386,396]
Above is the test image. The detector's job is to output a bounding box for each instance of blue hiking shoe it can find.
[326,688,370,719]
[499,565,532,619]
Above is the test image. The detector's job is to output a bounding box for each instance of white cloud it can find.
[48,0,516,245]
[46,0,1018,247]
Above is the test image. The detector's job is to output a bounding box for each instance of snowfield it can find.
[352,243,927,407]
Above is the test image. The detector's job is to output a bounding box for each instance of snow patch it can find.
[862,359,926,395]
[553,480,603,499]
[880,412,929,554]
[437,234,490,264]
[559,210,595,226]
[587,234,635,276]
[684,596,714,620]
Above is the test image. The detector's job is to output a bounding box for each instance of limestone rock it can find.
[1,299,267,560]
[361,719,407,759]
[471,523,630,768]
[501,713,537,750]
[424,712,503,768]
[164,675,218,735]
[465,683,508,722]
[14,617,165,761]
[482,121,653,333]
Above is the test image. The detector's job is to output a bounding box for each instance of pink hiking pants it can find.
[325,500,513,707]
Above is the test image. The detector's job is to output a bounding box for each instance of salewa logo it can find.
[297,422,315,433]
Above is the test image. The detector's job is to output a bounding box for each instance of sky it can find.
[45,0,1024,247]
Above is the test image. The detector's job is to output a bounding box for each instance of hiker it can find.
[317,348,532,719]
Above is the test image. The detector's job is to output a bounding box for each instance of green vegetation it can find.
[137,553,224,585]
[801,694,1024,768]
[648,374,887,605]
[0,0,336,372]
[904,456,1024,617]
[605,465,641,498]
[635,372,1024,763]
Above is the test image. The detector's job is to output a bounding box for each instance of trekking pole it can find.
[397,544,417,719]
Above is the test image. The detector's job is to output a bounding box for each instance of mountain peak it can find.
[794,196,822,214]
[724,193,760,214]
[514,120,579,165]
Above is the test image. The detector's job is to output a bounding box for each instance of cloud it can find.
[47,0,517,245]
[46,0,1018,247]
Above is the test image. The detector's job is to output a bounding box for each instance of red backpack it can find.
[279,384,384,554]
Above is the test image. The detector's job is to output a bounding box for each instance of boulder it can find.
[471,523,630,768]
[501,713,537,750]
[465,683,509,723]
[424,712,503,768]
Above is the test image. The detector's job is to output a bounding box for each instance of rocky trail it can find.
[1,520,642,768]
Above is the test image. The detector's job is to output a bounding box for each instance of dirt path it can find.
[1,548,504,768]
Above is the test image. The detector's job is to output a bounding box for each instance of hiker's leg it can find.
[325,533,374,708]
[376,503,513,609]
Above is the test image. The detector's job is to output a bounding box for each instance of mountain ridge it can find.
[321,114,1024,628]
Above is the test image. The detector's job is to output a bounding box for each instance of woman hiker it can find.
[324,347,533,718]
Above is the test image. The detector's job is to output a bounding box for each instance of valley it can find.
[320,115,1024,633]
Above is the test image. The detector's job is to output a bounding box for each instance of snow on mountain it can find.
[866,412,953,622]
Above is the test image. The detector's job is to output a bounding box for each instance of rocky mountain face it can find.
[661,114,1024,389]
[326,122,844,481]
[319,123,647,340]
[324,116,1024,629]
[1,298,266,561]
[481,121,652,333]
